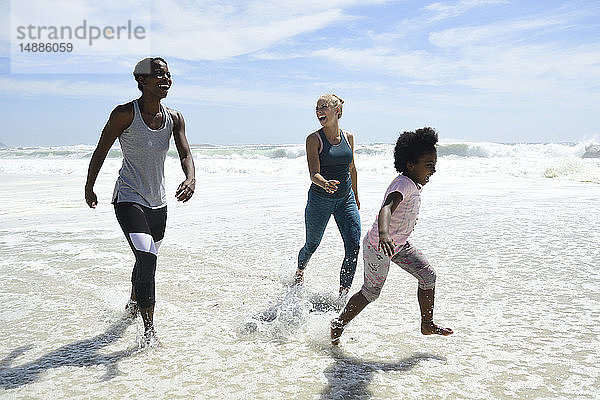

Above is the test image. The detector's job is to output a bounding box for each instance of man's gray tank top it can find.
[112,100,173,208]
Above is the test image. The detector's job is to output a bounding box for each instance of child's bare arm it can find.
[378,191,403,256]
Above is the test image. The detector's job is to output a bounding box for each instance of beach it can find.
[1,142,599,399]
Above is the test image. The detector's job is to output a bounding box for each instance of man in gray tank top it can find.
[85,57,196,346]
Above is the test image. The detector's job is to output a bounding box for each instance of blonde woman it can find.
[295,94,361,301]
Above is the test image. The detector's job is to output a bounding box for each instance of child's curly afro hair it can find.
[393,127,438,173]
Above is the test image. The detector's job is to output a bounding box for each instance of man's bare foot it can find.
[421,320,453,336]
[125,299,138,318]
[294,268,304,285]
[143,327,162,348]
[330,318,346,345]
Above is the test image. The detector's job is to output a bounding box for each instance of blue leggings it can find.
[298,189,361,288]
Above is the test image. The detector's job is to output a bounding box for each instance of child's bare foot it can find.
[330,318,346,345]
[421,320,453,336]
[294,268,304,285]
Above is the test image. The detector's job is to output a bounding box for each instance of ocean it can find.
[0,142,599,399]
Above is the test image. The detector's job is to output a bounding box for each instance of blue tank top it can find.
[310,129,353,198]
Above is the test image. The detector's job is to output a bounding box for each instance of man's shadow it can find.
[0,316,138,390]
[321,347,446,400]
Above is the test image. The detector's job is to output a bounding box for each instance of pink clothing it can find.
[360,237,435,302]
[366,174,421,253]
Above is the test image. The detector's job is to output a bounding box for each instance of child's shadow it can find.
[321,347,446,400]
[0,316,138,390]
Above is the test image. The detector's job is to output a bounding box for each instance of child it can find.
[330,127,453,344]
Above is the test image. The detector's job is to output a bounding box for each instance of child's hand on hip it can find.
[378,234,395,257]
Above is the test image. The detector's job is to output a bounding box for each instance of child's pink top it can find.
[366,174,421,252]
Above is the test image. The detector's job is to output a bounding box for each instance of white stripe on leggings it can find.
[129,233,157,255]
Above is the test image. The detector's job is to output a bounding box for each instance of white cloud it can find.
[4,3,599,103]
[312,46,459,83]
[453,42,600,97]
[428,15,572,48]
[149,0,386,60]
[306,2,600,104]
[312,38,600,103]
[172,84,310,108]
[0,77,135,98]
[8,0,152,71]
[0,76,310,108]
[10,0,150,24]
[422,9,600,97]
[155,9,348,60]
[425,0,509,22]
[5,0,387,69]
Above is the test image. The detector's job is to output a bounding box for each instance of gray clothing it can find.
[112,100,173,208]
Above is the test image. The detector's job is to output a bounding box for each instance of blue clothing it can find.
[310,129,353,199]
[298,188,361,289]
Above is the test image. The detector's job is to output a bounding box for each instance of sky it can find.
[0,0,599,146]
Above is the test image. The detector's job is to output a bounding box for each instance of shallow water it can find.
[1,146,599,399]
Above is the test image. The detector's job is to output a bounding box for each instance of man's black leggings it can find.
[114,202,167,309]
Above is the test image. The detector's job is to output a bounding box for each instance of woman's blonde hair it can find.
[318,94,344,119]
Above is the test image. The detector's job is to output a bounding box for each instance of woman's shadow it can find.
[0,316,138,390]
[321,347,446,400]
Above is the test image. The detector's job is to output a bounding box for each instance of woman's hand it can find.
[175,178,195,202]
[323,179,340,194]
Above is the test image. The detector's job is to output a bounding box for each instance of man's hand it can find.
[175,178,195,202]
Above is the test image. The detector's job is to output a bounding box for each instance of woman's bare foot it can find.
[294,268,304,285]
[421,320,453,336]
[334,287,350,311]
[330,318,346,345]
